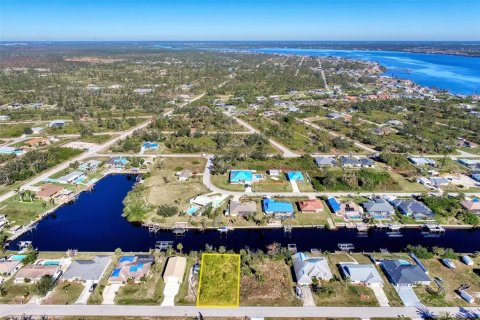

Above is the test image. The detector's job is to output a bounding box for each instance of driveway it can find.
[102,284,121,305]
[161,281,180,306]
[370,284,389,307]
[75,282,92,304]
[395,286,422,307]
[302,286,315,307]
[290,181,300,193]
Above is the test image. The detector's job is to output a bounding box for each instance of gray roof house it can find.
[62,256,111,283]
[228,200,257,217]
[380,260,430,287]
[362,198,395,219]
[315,156,336,167]
[292,252,333,285]
[390,199,434,220]
[339,264,383,285]
[339,156,375,168]
[177,169,193,181]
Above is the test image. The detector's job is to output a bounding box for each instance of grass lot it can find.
[210,174,245,191]
[0,124,31,137]
[0,278,35,304]
[197,253,240,307]
[115,256,166,305]
[240,259,299,306]
[77,134,113,144]
[42,281,84,305]
[0,197,54,227]
[414,257,480,307]
[312,281,379,307]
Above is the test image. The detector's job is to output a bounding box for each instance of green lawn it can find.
[197,253,240,307]
[42,281,84,304]
[1,197,54,227]
[210,174,245,191]
[0,278,35,304]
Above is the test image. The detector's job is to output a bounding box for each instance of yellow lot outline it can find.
[196,253,241,307]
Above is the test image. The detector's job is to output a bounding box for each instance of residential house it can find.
[48,120,66,128]
[339,156,375,168]
[0,146,23,156]
[268,169,281,176]
[15,265,61,284]
[262,198,294,219]
[62,256,111,283]
[36,184,65,201]
[326,112,343,120]
[228,200,257,217]
[315,156,336,168]
[176,169,192,181]
[78,160,102,172]
[461,197,480,214]
[229,170,253,184]
[0,260,22,277]
[142,142,159,150]
[298,199,324,213]
[106,157,129,169]
[339,264,383,285]
[190,195,225,208]
[24,137,50,148]
[31,127,44,134]
[327,197,364,221]
[373,127,394,136]
[459,159,480,170]
[362,198,395,219]
[56,171,86,184]
[408,157,436,167]
[385,120,403,127]
[292,252,333,285]
[108,255,154,284]
[380,260,430,287]
[457,138,477,149]
[286,171,305,182]
[163,256,186,285]
[390,199,434,220]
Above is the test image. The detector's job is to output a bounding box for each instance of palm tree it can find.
[176,243,183,254]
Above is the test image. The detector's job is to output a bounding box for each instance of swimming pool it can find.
[8,255,27,261]
[186,206,199,215]
[41,260,62,266]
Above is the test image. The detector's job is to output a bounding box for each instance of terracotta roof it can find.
[16,265,59,280]
[298,199,324,212]
[36,184,64,198]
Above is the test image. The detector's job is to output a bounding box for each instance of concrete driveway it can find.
[395,286,422,307]
[75,282,93,305]
[161,281,180,306]
[370,284,389,307]
[102,284,121,305]
[302,287,315,307]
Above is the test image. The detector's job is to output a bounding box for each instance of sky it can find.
[1,0,479,41]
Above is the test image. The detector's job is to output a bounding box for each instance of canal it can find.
[10,174,480,253]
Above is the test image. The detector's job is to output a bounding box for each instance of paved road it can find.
[1,304,479,318]
[0,118,153,203]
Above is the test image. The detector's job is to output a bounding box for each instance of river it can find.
[10,174,480,253]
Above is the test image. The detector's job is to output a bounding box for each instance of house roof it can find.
[229,170,253,183]
[298,199,324,212]
[62,256,111,281]
[109,255,153,283]
[292,252,333,284]
[286,171,304,181]
[381,260,430,285]
[36,184,64,198]
[339,264,383,285]
[362,198,395,213]
[315,157,336,166]
[391,199,433,217]
[0,260,21,274]
[326,197,341,213]
[178,169,192,179]
[229,200,257,216]
[16,265,59,280]
[262,198,294,214]
[461,197,480,211]
[163,256,186,283]
[57,171,84,183]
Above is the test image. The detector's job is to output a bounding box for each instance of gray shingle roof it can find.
[381,260,430,285]
[62,256,111,282]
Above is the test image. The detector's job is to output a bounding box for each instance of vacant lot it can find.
[42,281,84,305]
[240,259,299,306]
[0,278,34,304]
[197,253,240,307]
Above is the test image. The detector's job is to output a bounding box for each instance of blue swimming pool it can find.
[9,255,27,261]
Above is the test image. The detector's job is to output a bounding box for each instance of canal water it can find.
[11,174,480,253]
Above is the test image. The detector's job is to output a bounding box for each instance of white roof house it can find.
[339,264,384,285]
[292,252,333,285]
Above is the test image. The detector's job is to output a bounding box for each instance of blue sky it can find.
[1,0,479,41]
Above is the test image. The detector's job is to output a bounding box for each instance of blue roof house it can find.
[286,171,305,182]
[326,197,341,213]
[262,198,294,219]
[229,170,253,184]
[142,142,159,150]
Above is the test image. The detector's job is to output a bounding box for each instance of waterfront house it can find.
[78,160,102,172]
[390,199,434,220]
[459,159,480,170]
[286,171,305,182]
[380,260,430,287]
[56,171,86,184]
[190,194,225,208]
[108,255,154,284]
[176,169,192,181]
[461,197,480,213]
[408,157,436,167]
[298,199,324,213]
[339,264,383,286]
[327,197,364,221]
[0,260,22,277]
[292,252,333,285]
[229,170,253,184]
[106,157,129,169]
[362,198,395,219]
[15,265,61,284]
[262,198,294,219]
[62,256,111,283]
[36,184,65,201]
[472,173,480,182]
[315,156,336,168]
[228,200,257,217]
[163,256,186,285]
[48,120,66,128]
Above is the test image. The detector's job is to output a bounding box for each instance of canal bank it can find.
[8,174,480,253]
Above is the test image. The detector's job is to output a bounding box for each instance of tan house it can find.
[228,200,257,217]
[461,197,480,213]
[163,256,187,284]
[15,265,60,283]
[0,260,22,277]
[36,184,65,201]
[24,137,50,148]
